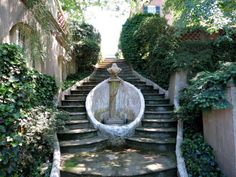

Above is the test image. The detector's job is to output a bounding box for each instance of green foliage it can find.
[60,0,139,22]
[120,14,175,89]
[172,39,236,79]
[172,41,214,72]
[120,13,151,69]
[182,133,223,177]
[178,63,236,122]
[17,107,68,176]
[29,70,58,107]
[71,22,101,72]
[63,71,92,90]
[0,44,65,176]
[163,0,236,33]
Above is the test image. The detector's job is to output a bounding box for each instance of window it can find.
[143,5,161,14]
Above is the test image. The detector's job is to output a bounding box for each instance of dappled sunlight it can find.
[61,148,176,176]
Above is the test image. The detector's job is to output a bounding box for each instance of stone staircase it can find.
[58,59,177,177]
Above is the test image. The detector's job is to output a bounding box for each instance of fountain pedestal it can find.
[104,63,126,125]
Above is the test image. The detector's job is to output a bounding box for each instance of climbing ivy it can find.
[178,63,236,122]
[0,44,67,176]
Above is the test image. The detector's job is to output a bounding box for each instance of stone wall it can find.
[168,71,188,105]
[0,0,77,84]
[203,82,236,177]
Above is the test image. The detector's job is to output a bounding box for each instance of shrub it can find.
[120,14,175,89]
[172,41,214,74]
[120,14,148,69]
[178,62,236,122]
[182,133,223,177]
[71,22,101,71]
[17,107,68,176]
[0,44,65,176]
[29,70,58,107]
[74,39,100,71]
[172,40,236,79]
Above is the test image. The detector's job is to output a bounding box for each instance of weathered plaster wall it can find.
[203,84,236,177]
[0,0,77,83]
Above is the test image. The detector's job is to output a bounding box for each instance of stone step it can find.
[94,76,137,80]
[60,149,177,177]
[60,137,108,153]
[68,112,87,120]
[65,120,91,129]
[64,94,87,101]
[135,85,155,90]
[61,100,85,106]
[145,98,170,104]
[82,82,98,86]
[126,136,176,152]
[58,105,86,112]
[70,89,91,95]
[142,119,177,128]
[76,85,95,90]
[135,127,177,139]
[125,80,145,83]
[89,78,106,82]
[58,129,97,141]
[143,92,164,96]
[95,70,133,74]
[123,78,142,82]
[95,69,133,74]
[144,111,173,119]
[140,89,159,94]
[84,80,101,84]
[146,104,174,111]
[94,71,134,75]
[143,93,165,99]
[141,89,160,94]
[96,66,130,69]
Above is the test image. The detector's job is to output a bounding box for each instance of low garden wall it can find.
[203,81,236,177]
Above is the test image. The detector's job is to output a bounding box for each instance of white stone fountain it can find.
[86,63,145,143]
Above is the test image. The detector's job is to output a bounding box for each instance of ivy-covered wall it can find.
[0,44,68,176]
[0,0,77,84]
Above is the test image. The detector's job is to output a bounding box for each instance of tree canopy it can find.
[164,0,236,33]
[59,0,151,22]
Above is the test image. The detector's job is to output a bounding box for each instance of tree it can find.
[163,0,236,33]
[59,0,151,22]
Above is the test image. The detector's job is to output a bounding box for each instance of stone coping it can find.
[131,69,168,98]
[50,134,60,177]
[51,69,97,177]
[86,79,145,139]
[174,99,188,177]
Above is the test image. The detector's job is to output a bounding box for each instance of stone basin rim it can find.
[85,78,145,137]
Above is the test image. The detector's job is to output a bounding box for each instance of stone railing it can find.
[168,71,188,177]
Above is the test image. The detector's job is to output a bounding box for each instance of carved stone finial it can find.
[107,63,122,79]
